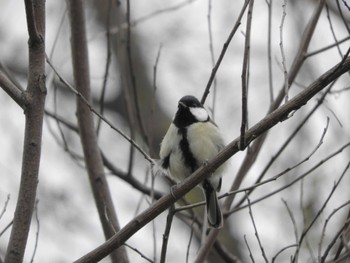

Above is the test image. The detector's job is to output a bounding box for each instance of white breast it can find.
[159,124,191,181]
[187,122,225,176]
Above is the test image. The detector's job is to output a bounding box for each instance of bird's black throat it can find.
[173,106,198,128]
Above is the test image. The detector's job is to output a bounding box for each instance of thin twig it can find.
[333,207,350,261]
[321,217,350,262]
[282,199,299,245]
[306,36,350,58]
[293,160,350,263]
[186,222,195,263]
[247,193,269,263]
[0,220,13,237]
[149,44,162,157]
[240,0,254,149]
[30,200,40,263]
[271,244,297,263]
[101,152,163,199]
[234,83,334,209]
[223,0,327,211]
[244,235,255,263]
[266,0,274,102]
[160,205,175,263]
[325,4,343,59]
[46,56,154,164]
[336,0,350,33]
[0,194,10,220]
[124,243,154,263]
[280,0,289,102]
[126,0,148,146]
[97,0,113,135]
[227,116,330,208]
[129,0,198,28]
[201,0,251,104]
[318,201,350,261]
[0,70,26,109]
[207,0,217,119]
[227,141,350,215]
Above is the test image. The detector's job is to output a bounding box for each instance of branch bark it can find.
[0,71,25,109]
[4,0,46,262]
[74,51,350,263]
[67,0,128,262]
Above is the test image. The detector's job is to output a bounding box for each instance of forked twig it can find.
[247,194,269,263]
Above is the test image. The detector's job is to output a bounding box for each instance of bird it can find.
[159,95,225,228]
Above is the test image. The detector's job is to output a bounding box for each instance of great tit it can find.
[159,95,225,228]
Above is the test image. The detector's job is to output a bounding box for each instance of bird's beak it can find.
[178,101,187,109]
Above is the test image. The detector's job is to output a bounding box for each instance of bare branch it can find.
[266,0,274,102]
[247,194,268,262]
[29,200,40,263]
[124,243,153,263]
[201,0,251,104]
[272,244,297,263]
[305,36,350,58]
[240,0,254,149]
[228,141,350,216]
[74,48,350,263]
[244,235,255,263]
[0,194,10,221]
[234,83,334,209]
[222,0,326,210]
[282,199,299,245]
[4,0,46,261]
[96,0,113,135]
[293,160,350,262]
[67,0,128,262]
[318,201,350,261]
[160,205,175,263]
[46,56,154,164]
[279,0,289,102]
[0,220,13,238]
[126,0,148,145]
[0,71,26,108]
[207,0,217,118]
[24,0,42,46]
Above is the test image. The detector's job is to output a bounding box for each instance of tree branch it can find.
[0,70,26,109]
[67,0,128,262]
[4,0,46,262]
[201,0,251,104]
[74,51,350,263]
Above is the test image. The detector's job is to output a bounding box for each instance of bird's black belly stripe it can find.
[162,153,170,169]
[178,127,197,172]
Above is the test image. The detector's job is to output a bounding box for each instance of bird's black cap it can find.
[178,95,203,108]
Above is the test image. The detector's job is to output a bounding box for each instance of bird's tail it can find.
[203,180,223,228]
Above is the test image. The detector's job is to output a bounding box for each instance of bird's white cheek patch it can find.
[190,107,209,122]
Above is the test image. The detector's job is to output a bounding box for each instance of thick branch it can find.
[67,0,128,262]
[74,52,350,263]
[24,0,42,46]
[4,0,46,262]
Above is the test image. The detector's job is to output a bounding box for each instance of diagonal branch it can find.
[74,50,350,263]
[0,71,26,109]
